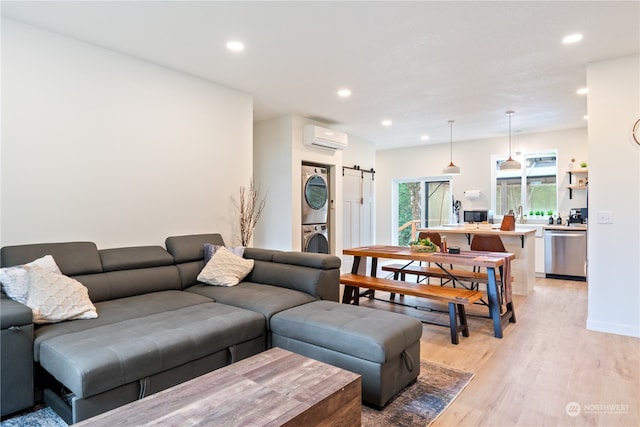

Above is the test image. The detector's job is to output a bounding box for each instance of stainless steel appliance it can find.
[545,228,587,281]
[302,165,329,225]
[463,209,489,223]
[302,224,329,254]
[568,207,586,225]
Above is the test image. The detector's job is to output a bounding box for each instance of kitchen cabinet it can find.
[567,168,588,199]
[535,235,545,276]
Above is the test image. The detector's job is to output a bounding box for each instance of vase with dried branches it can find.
[233,178,267,247]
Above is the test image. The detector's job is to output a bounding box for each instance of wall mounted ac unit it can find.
[303,125,348,150]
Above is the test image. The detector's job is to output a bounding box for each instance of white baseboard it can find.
[586,318,640,338]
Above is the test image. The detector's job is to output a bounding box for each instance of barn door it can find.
[342,168,374,273]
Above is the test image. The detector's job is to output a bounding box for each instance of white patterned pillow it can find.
[0,255,62,304]
[25,266,98,324]
[203,244,245,263]
[197,246,254,287]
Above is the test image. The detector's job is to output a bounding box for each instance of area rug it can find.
[2,361,473,427]
[1,406,66,427]
[361,360,475,427]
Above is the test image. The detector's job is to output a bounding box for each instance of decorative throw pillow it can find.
[197,246,254,287]
[0,255,62,304]
[25,265,98,324]
[203,244,245,264]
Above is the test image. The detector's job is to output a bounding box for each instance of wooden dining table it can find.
[342,245,517,338]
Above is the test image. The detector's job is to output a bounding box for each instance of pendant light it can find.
[500,110,521,170]
[442,120,461,175]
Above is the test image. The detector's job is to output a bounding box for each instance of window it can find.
[493,151,558,218]
[393,177,452,245]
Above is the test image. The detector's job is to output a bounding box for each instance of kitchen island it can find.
[417,226,536,295]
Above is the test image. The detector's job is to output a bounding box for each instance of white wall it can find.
[375,127,588,244]
[342,134,377,174]
[586,54,640,337]
[1,19,254,248]
[252,116,293,249]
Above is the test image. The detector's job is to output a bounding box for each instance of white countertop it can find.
[423,226,536,237]
[544,224,587,231]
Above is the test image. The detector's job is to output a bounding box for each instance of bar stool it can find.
[470,234,506,253]
[470,234,506,305]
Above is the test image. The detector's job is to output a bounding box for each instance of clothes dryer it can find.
[302,165,329,225]
[302,224,329,254]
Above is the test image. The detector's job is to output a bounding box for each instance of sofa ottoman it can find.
[270,300,422,408]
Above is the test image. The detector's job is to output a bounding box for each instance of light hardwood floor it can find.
[352,277,640,426]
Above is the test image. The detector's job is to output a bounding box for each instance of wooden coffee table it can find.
[75,347,362,426]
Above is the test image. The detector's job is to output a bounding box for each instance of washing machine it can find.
[302,165,329,225]
[302,224,329,254]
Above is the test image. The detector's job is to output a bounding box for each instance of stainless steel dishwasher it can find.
[544,227,587,281]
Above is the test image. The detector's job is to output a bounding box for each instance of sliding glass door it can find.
[394,178,452,245]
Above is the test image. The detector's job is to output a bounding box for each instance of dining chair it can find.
[470,234,506,305]
[416,231,450,285]
[385,231,445,300]
[417,231,442,247]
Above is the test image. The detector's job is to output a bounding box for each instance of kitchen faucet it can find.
[516,205,523,223]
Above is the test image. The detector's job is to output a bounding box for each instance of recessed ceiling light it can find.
[420,135,430,140]
[226,41,245,52]
[576,87,589,95]
[381,120,392,127]
[337,89,351,98]
[562,33,583,44]
[583,115,589,120]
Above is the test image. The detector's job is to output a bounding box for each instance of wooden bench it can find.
[381,262,500,283]
[380,262,507,304]
[340,273,484,344]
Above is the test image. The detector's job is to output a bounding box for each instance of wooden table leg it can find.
[458,303,470,338]
[448,302,460,345]
[342,256,363,305]
[341,286,356,304]
[369,257,378,277]
[350,255,362,275]
[486,267,503,338]
[507,301,517,323]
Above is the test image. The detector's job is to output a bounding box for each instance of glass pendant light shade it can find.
[500,111,521,171]
[443,162,461,174]
[500,156,522,170]
[443,120,461,175]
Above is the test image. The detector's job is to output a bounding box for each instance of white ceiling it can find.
[2,1,639,150]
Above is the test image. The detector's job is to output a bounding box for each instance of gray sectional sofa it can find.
[1,233,421,423]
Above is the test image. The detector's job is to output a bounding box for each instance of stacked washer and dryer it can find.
[301,164,329,254]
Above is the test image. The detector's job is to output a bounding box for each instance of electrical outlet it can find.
[597,211,614,224]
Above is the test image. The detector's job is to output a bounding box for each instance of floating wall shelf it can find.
[566,168,588,199]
